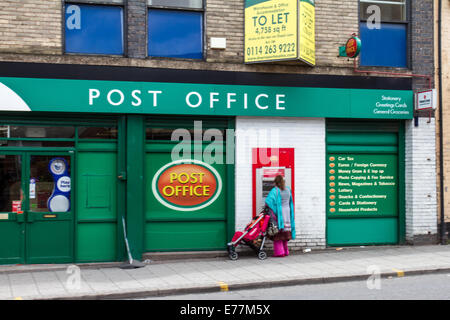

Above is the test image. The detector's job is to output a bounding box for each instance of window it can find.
[359,0,408,68]
[148,0,204,59]
[64,1,124,55]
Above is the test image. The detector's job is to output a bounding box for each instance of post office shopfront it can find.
[0,62,416,264]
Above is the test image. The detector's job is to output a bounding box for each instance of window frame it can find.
[147,0,206,61]
[358,0,411,69]
[63,0,127,57]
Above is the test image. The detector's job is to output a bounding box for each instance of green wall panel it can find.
[327,218,398,246]
[27,220,72,263]
[0,221,23,264]
[145,221,227,251]
[77,223,117,262]
[76,150,117,221]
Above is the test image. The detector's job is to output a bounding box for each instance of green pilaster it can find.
[398,122,406,244]
[226,118,236,242]
[117,116,127,261]
[126,115,145,260]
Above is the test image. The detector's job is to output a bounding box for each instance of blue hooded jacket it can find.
[265,186,296,239]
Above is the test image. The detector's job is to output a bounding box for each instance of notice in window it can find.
[327,154,398,217]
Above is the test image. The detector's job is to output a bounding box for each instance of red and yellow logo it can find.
[152,160,222,211]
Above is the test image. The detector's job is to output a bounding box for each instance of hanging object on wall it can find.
[339,34,362,58]
[48,158,71,212]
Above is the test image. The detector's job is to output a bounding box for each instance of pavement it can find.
[0,245,449,300]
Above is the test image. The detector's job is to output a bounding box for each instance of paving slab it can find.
[0,245,449,300]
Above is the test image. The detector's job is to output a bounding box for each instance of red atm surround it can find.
[252,148,295,217]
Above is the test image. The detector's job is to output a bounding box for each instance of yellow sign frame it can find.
[244,0,315,66]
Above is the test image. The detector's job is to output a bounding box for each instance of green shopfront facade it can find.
[0,62,416,264]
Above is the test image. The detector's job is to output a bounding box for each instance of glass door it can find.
[0,153,25,264]
[0,152,74,265]
[25,153,74,264]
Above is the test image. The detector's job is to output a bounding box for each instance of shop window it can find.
[0,155,22,213]
[148,0,204,59]
[359,0,408,68]
[29,156,71,213]
[0,125,75,147]
[3,126,75,139]
[64,1,124,55]
[146,127,224,141]
[78,127,118,139]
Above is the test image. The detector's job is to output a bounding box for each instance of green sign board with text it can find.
[0,77,413,119]
[327,154,398,218]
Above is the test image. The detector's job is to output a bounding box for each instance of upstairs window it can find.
[64,0,124,55]
[148,0,204,59]
[359,0,408,68]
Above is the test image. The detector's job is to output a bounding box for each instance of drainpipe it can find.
[438,0,446,245]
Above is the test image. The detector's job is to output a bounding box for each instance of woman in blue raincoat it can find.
[265,175,295,257]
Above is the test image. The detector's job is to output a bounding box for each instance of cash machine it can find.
[252,148,295,217]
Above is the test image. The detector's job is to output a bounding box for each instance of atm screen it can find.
[262,180,274,199]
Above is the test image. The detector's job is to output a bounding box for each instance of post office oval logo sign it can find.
[152,159,222,212]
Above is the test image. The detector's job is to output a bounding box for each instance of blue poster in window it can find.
[148,9,203,59]
[65,4,124,55]
[48,158,71,212]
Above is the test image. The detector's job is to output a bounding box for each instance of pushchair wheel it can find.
[258,251,267,260]
[229,251,239,261]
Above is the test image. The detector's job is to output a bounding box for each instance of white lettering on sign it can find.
[227,93,237,109]
[276,94,286,110]
[66,5,81,30]
[148,91,162,107]
[255,94,269,110]
[107,89,125,106]
[132,90,141,106]
[87,89,289,112]
[89,89,100,105]
[210,92,219,109]
[89,89,163,107]
[186,92,202,108]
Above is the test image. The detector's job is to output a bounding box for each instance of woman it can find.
[265,175,295,257]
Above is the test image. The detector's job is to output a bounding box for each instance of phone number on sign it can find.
[246,43,296,57]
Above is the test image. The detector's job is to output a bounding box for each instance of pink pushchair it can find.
[227,209,271,260]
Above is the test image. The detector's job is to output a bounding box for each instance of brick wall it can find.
[411,0,435,91]
[0,0,360,76]
[0,0,61,55]
[405,117,438,244]
[235,117,326,250]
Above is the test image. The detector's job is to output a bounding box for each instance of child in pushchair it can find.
[227,207,274,260]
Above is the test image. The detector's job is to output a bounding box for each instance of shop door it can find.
[0,152,74,264]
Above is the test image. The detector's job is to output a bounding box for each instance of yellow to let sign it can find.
[245,0,298,63]
[244,0,315,65]
[299,0,315,65]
